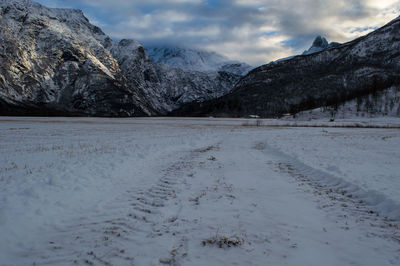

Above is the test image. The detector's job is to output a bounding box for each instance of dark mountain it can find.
[172,16,400,118]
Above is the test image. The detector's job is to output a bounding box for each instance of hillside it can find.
[172,16,400,118]
[0,0,155,116]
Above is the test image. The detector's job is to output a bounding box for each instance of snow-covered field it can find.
[1,117,399,266]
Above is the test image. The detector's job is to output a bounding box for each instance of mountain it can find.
[146,46,252,75]
[0,0,154,116]
[110,41,247,113]
[172,16,400,118]
[137,46,254,113]
[0,0,248,116]
[302,36,340,55]
[274,36,340,63]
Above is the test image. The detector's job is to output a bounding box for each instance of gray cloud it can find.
[35,0,400,66]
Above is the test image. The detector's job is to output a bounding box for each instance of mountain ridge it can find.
[171,15,400,118]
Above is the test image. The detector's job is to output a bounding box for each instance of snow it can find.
[266,126,400,218]
[0,117,399,265]
[145,46,253,75]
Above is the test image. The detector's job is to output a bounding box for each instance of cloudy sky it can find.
[35,0,399,66]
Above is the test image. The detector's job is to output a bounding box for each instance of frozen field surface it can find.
[0,117,399,266]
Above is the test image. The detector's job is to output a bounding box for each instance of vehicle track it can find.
[26,146,218,266]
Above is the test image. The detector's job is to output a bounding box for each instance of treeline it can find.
[288,75,400,116]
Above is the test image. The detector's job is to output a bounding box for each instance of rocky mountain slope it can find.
[172,16,400,118]
[0,0,249,116]
[0,0,156,116]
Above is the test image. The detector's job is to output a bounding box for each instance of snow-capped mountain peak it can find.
[146,46,227,72]
[145,46,252,75]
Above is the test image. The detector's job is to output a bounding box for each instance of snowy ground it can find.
[0,117,399,266]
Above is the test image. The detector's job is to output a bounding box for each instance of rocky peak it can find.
[303,36,329,55]
[312,36,329,49]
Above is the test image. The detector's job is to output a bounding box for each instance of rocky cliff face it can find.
[0,0,156,116]
[172,16,400,118]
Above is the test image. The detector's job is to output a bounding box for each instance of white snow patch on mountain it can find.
[146,46,253,75]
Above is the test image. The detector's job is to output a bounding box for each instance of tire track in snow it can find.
[261,142,400,244]
[24,146,218,266]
